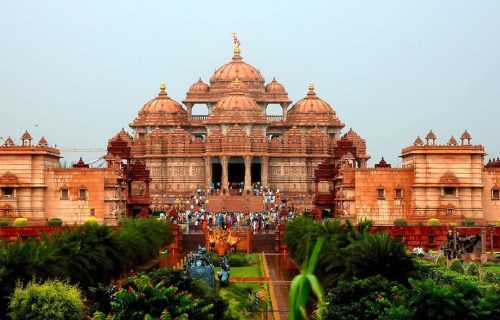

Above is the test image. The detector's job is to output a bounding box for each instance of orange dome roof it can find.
[210,54,264,84]
[265,78,286,94]
[132,83,187,127]
[208,79,266,124]
[288,83,335,115]
[188,78,209,93]
[139,83,186,115]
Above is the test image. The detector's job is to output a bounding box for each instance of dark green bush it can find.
[0,218,8,226]
[47,218,63,227]
[461,218,475,227]
[482,270,499,284]
[436,254,447,267]
[0,218,173,316]
[9,280,83,320]
[229,254,245,267]
[466,263,480,277]
[393,218,407,226]
[449,258,465,274]
[210,252,220,267]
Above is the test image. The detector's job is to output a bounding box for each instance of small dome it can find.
[460,130,471,140]
[188,78,209,93]
[139,83,186,116]
[38,136,48,146]
[425,130,436,140]
[447,136,458,146]
[265,78,286,94]
[21,130,32,140]
[288,83,335,115]
[3,136,14,146]
[414,135,424,146]
[132,83,187,127]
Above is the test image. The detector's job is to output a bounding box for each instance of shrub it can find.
[461,218,475,227]
[436,254,447,267]
[448,221,458,227]
[426,218,441,226]
[47,218,63,227]
[210,252,221,267]
[449,258,465,274]
[12,218,28,227]
[9,280,83,320]
[482,270,499,284]
[466,263,480,277]
[496,219,500,227]
[0,218,9,226]
[84,216,98,224]
[393,218,407,226]
[229,254,245,267]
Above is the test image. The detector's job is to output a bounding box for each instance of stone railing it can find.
[266,115,284,122]
[191,115,208,121]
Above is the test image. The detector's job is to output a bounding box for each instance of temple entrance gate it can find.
[211,159,222,187]
[228,157,245,186]
[251,158,261,184]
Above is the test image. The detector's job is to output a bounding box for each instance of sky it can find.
[0,0,499,166]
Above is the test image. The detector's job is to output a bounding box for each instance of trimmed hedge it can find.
[449,258,465,274]
[393,218,407,226]
[461,218,475,227]
[0,218,9,227]
[436,254,447,267]
[426,218,441,226]
[466,263,480,277]
[84,216,98,224]
[9,280,83,320]
[13,218,28,227]
[47,218,63,227]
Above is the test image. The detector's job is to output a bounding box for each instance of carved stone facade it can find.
[119,43,370,209]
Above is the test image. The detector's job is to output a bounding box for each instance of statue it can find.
[207,227,240,286]
[185,246,215,287]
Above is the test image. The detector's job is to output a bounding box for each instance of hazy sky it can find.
[1,1,499,166]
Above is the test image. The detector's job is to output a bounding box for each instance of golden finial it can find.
[232,32,241,56]
[160,82,166,91]
[233,78,240,88]
[309,82,315,92]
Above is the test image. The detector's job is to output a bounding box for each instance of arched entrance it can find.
[228,157,245,187]
[211,158,222,188]
[251,158,261,184]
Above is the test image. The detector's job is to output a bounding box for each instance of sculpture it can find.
[208,227,240,286]
[185,246,215,287]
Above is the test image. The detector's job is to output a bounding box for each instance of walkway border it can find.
[263,252,280,320]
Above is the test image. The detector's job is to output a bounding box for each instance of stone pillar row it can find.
[203,156,271,190]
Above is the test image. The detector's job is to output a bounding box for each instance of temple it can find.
[111,39,369,212]
[0,36,499,226]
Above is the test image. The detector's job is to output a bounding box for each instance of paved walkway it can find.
[264,254,299,319]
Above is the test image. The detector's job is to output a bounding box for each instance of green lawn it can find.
[215,266,263,278]
[482,263,500,275]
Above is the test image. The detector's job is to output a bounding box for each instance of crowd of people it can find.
[161,185,297,234]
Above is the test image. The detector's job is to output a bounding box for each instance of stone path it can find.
[264,253,299,319]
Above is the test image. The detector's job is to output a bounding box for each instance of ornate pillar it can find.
[281,103,288,121]
[221,156,228,190]
[244,156,252,190]
[262,156,269,187]
[186,103,193,119]
[204,157,212,188]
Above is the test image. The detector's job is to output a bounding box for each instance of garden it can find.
[284,216,500,319]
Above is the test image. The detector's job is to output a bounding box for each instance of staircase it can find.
[181,233,205,253]
[252,233,276,253]
[206,195,265,212]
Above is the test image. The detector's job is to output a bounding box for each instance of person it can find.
[194,219,199,232]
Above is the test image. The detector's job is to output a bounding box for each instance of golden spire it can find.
[160,82,166,92]
[309,82,315,92]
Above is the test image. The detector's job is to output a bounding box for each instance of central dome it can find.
[209,47,265,97]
